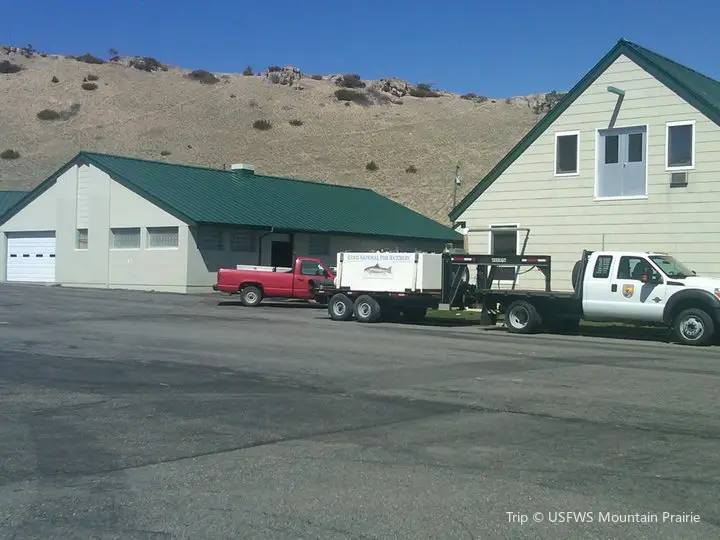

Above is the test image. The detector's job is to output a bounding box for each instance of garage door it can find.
[6,231,56,283]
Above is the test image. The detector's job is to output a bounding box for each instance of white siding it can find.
[458,54,720,291]
[76,164,91,228]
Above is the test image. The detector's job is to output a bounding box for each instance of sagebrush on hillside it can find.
[0,46,554,223]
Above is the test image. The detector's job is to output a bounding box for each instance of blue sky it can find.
[4,0,719,97]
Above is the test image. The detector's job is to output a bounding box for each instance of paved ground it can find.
[1,283,719,539]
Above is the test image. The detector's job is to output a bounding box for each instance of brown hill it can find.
[0,46,558,224]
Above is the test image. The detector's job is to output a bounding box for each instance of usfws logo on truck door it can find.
[364,263,392,278]
[622,284,635,298]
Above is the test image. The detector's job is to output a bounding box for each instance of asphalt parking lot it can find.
[1,283,719,539]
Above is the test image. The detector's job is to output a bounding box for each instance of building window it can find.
[592,255,613,278]
[489,225,518,281]
[555,131,579,175]
[147,226,179,248]
[230,231,255,252]
[308,235,330,256]
[666,121,694,170]
[76,229,88,249]
[197,227,224,251]
[110,227,140,249]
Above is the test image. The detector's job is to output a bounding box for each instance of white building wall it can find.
[1,164,189,292]
[457,53,720,291]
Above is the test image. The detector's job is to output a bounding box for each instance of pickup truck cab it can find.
[214,257,336,307]
[480,250,720,346]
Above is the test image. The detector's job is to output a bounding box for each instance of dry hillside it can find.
[0,46,563,224]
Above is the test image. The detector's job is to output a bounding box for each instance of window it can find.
[555,131,579,175]
[76,229,88,249]
[197,227,224,251]
[616,256,660,282]
[489,225,518,281]
[111,227,140,249]
[308,235,330,256]
[147,227,179,248]
[300,260,325,276]
[628,133,643,163]
[666,121,694,170]
[230,231,255,252]
[604,135,619,164]
[592,255,613,278]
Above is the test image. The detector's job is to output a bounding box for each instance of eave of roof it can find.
[449,38,720,222]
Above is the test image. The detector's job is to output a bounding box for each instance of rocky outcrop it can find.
[370,78,411,98]
[264,65,302,86]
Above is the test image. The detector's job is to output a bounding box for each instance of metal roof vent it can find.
[231,163,255,173]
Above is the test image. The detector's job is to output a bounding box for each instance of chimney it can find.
[231,163,255,174]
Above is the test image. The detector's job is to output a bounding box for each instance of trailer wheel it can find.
[354,295,381,323]
[328,294,354,321]
[673,308,715,346]
[240,285,263,307]
[504,300,541,334]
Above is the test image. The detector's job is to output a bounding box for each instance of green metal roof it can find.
[449,38,720,222]
[0,190,29,219]
[0,152,462,242]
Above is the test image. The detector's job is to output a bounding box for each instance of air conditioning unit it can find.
[670,171,688,188]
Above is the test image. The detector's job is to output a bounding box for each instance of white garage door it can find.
[6,231,56,283]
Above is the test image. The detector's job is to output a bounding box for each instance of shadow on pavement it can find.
[217,300,326,310]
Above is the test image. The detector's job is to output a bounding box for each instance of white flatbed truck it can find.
[321,249,720,346]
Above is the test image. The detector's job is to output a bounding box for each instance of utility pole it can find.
[453,164,461,209]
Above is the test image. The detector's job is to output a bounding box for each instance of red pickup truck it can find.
[213,257,336,307]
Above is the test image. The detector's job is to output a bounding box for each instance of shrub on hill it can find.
[253,119,272,130]
[0,149,20,160]
[75,53,104,64]
[334,88,371,106]
[187,70,219,84]
[0,60,22,74]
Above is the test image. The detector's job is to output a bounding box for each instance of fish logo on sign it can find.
[622,284,635,298]
[364,263,392,276]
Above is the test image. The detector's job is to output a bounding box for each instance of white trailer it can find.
[323,251,447,323]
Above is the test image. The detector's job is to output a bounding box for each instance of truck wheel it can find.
[328,294,354,321]
[240,285,263,307]
[673,308,715,346]
[504,300,541,334]
[354,295,381,323]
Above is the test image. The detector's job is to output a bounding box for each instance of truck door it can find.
[608,255,667,322]
[294,259,326,299]
[581,253,616,318]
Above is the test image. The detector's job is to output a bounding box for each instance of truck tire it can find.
[240,285,263,307]
[504,300,541,334]
[354,295,381,323]
[673,308,715,346]
[328,294,354,321]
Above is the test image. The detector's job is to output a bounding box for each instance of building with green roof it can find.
[449,38,720,290]
[0,152,461,292]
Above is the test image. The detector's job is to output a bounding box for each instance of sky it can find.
[3,0,720,97]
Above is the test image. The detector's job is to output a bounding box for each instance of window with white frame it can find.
[230,231,256,252]
[76,229,88,249]
[197,227,224,251]
[147,226,179,248]
[110,227,140,249]
[555,131,579,175]
[308,235,330,256]
[666,121,694,170]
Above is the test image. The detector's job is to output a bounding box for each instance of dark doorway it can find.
[271,241,293,267]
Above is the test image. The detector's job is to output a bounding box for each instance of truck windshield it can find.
[649,255,695,279]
